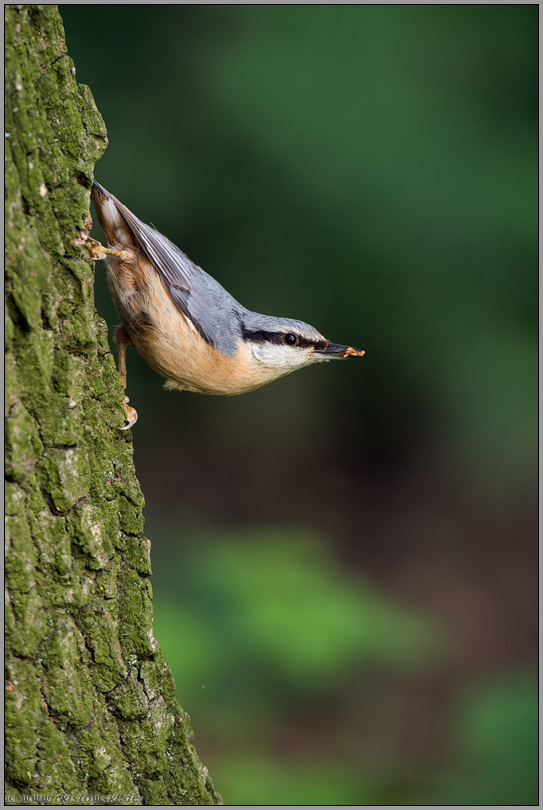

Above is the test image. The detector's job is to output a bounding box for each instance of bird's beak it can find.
[315,342,365,359]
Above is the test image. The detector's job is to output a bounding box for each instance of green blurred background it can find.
[61,6,537,805]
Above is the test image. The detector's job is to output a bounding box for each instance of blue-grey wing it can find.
[101,187,195,289]
[95,184,243,355]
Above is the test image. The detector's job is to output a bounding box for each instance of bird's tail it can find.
[91,181,137,250]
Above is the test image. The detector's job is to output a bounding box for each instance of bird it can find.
[87,181,364,428]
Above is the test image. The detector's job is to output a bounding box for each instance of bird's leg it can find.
[86,239,132,262]
[115,325,138,429]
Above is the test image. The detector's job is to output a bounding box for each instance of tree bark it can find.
[5,5,220,805]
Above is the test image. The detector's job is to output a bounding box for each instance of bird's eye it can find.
[283,333,298,346]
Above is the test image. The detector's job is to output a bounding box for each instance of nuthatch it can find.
[88,181,364,428]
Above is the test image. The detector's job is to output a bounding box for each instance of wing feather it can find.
[93,182,215,345]
[97,185,196,292]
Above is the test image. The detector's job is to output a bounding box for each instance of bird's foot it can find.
[121,396,138,430]
[86,239,131,262]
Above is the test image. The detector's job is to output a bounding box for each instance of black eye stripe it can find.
[241,325,327,351]
[241,328,283,345]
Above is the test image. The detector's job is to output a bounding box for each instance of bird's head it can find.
[239,314,364,383]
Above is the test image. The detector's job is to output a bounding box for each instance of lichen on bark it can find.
[5,5,220,805]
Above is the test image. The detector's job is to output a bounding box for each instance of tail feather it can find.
[91,181,137,249]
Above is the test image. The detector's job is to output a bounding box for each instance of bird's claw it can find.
[86,239,109,260]
[86,239,131,262]
[121,396,138,430]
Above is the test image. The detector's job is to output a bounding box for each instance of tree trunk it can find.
[5,5,220,805]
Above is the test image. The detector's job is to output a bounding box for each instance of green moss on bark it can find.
[5,5,220,805]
